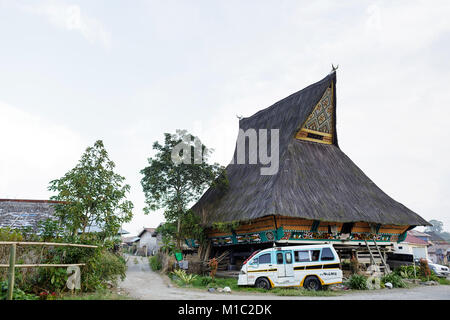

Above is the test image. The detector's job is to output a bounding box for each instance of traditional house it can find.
[191,71,430,268]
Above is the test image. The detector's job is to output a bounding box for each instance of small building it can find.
[426,231,450,264]
[137,227,157,256]
[393,231,429,260]
[121,236,140,253]
[408,229,432,244]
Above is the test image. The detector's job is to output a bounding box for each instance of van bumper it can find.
[238,274,247,286]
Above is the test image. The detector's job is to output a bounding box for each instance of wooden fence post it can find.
[7,243,17,300]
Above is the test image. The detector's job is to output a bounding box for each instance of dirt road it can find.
[119,255,450,300]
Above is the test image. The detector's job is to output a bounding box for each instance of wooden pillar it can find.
[7,243,16,300]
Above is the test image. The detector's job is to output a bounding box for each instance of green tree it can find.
[48,140,133,238]
[425,219,444,234]
[140,130,227,248]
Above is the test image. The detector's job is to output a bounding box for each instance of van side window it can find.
[321,247,335,261]
[311,250,320,261]
[295,250,310,262]
[277,252,284,264]
[285,252,292,264]
[258,253,271,264]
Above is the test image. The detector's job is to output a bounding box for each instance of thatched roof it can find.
[193,72,429,227]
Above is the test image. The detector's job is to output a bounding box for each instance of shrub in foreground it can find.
[381,273,407,288]
[347,274,368,290]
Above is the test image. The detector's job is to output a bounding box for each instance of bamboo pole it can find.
[0,241,97,248]
[0,263,85,268]
[7,243,16,300]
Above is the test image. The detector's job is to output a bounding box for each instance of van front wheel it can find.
[303,276,322,291]
[255,278,271,290]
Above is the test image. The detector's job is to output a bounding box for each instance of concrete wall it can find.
[393,242,428,259]
[138,231,158,255]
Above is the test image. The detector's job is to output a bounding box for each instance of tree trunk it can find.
[176,218,181,249]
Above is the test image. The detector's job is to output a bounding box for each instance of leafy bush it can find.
[149,255,162,271]
[0,281,38,300]
[172,269,197,285]
[1,231,127,296]
[81,251,127,291]
[347,274,368,290]
[395,265,419,279]
[0,227,24,241]
[381,273,407,288]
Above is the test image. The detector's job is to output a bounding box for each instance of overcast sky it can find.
[1,0,449,235]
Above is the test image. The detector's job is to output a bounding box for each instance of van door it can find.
[276,251,285,279]
[276,250,295,283]
[284,251,294,277]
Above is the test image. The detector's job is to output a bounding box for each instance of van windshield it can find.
[258,253,272,264]
[320,247,335,261]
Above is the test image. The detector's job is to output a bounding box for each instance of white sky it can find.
[1,0,449,236]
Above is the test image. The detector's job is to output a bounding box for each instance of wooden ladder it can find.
[364,238,389,275]
[363,239,376,265]
[372,238,389,274]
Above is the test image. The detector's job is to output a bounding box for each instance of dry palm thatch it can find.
[193,72,429,228]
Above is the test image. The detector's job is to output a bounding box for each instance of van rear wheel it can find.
[255,278,271,290]
[303,276,322,291]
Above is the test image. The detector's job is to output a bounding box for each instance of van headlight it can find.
[240,269,246,275]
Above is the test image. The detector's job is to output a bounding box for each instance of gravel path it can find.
[119,255,450,300]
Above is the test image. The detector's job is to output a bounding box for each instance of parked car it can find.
[238,244,342,290]
[426,259,449,277]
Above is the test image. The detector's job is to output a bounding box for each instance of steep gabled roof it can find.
[137,227,156,237]
[192,72,430,227]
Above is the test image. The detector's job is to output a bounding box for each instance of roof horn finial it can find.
[330,64,339,74]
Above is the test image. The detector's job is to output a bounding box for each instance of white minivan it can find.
[237,244,342,290]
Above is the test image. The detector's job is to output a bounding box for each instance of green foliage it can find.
[155,222,177,239]
[425,220,443,234]
[82,251,127,291]
[270,287,338,297]
[424,220,450,241]
[140,130,226,247]
[59,288,130,300]
[37,219,65,241]
[173,275,338,296]
[394,265,419,279]
[172,269,198,285]
[381,273,407,288]
[347,274,368,290]
[0,281,38,300]
[212,221,241,233]
[149,255,162,271]
[160,237,176,255]
[48,140,133,238]
[0,227,24,241]
[437,277,450,285]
